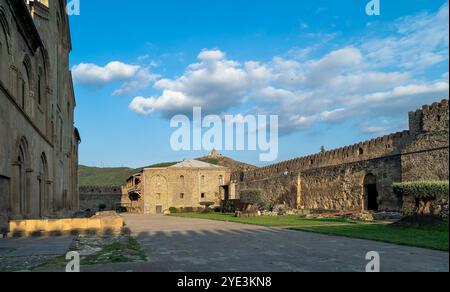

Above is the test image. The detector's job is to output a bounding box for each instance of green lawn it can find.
[171,213,449,251]
[171,212,356,227]
[293,223,449,252]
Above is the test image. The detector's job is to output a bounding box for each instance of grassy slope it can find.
[79,155,256,187]
[171,212,354,227]
[171,213,449,251]
[293,223,449,252]
[79,162,178,186]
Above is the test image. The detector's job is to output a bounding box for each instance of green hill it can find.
[78,153,255,187]
[79,162,178,187]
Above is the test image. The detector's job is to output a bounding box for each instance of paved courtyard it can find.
[0,236,75,271]
[1,214,448,272]
[85,214,448,272]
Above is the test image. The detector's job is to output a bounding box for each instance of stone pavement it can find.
[0,236,75,271]
[80,214,449,272]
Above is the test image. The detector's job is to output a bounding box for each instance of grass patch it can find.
[292,222,449,251]
[172,212,449,251]
[81,237,147,265]
[34,236,147,271]
[171,212,357,227]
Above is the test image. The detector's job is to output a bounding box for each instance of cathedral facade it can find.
[0,0,79,230]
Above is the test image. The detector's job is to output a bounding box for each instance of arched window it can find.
[37,67,43,105]
[21,60,31,111]
[38,153,49,216]
[0,8,10,85]
[180,175,185,184]
[13,137,30,216]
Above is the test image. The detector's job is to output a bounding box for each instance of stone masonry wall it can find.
[79,186,122,212]
[233,99,449,212]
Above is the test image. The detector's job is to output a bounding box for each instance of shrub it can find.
[221,200,236,213]
[169,207,178,214]
[394,181,449,215]
[240,189,263,205]
[184,207,194,213]
[393,181,449,200]
[98,204,107,211]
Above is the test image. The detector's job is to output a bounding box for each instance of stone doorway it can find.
[156,206,163,214]
[364,174,379,211]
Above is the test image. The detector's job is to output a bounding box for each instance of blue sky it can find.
[69,0,449,168]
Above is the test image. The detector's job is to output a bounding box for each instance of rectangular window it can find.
[156,193,161,200]
[201,193,206,199]
[180,193,184,199]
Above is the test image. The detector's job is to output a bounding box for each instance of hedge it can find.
[393,181,449,201]
[239,189,263,205]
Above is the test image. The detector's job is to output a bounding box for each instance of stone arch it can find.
[19,55,34,112]
[0,6,11,87]
[38,153,49,217]
[363,174,379,211]
[35,47,50,109]
[11,137,31,217]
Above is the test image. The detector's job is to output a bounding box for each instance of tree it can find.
[239,189,263,211]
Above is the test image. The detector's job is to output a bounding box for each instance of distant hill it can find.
[197,151,257,173]
[79,162,178,187]
[78,152,255,187]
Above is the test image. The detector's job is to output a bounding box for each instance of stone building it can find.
[0,0,79,229]
[122,160,231,215]
[79,186,122,213]
[232,100,449,212]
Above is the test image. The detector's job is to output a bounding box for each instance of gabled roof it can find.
[168,160,223,169]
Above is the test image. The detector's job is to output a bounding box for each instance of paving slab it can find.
[117,214,449,272]
[0,236,74,257]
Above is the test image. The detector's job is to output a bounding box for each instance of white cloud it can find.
[128,4,449,136]
[362,2,449,70]
[72,61,140,85]
[113,68,160,96]
[130,49,250,117]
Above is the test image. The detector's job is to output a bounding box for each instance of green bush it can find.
[240,189,263,205]
[394,181,449,216]
[221,200,236,213]
[98,204,107,211]
[184,207,194,213]
[169,207,178,214]
[393,181,449,200]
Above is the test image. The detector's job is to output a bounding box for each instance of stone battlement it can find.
[234,100,449,182]
[79,186,122,194]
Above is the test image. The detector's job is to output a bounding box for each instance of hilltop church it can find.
[0,0,80,229]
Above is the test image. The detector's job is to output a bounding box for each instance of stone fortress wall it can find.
[79,186,122,212]
[232,99,449,212]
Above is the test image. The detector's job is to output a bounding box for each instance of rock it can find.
[372,211,402,221]
[350,212,375,222]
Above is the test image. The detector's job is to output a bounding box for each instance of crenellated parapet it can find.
[409,99,449,135]
[233,100,449,182]
[79,186,122,194]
